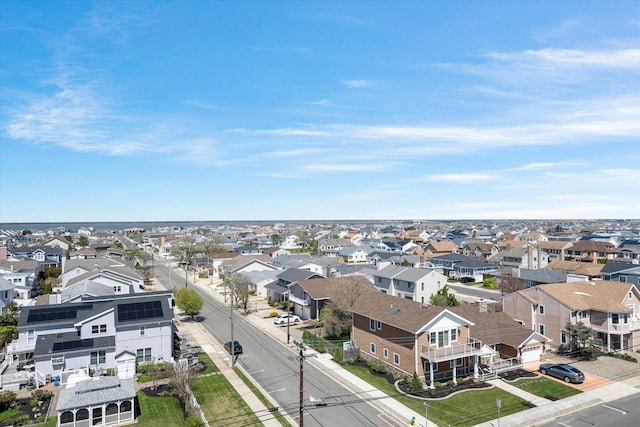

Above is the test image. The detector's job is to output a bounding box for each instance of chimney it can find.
[326,265,332,279]
[475,298,487,312]
[0,246,7,260]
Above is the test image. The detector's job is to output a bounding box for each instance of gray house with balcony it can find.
[11,291,175,385]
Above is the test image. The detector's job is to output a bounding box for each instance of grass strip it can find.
[510,376,582,400]
[192,371,262,426]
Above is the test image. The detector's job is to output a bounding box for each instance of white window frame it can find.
[539,305,545,315]
[369,318,375,331]
[27,329,35,345]
[393,353,400,366]
[383,348,388,359]
[92,324,107,335]
[451,328,458,342]
[370,342,376,354]
[561,329,567,344]
[539,324,545,335]
[51,356,64,365]
[140,326,145,336]
[376,321,382,330]
[429,332,436,345]
[578,310,589,320]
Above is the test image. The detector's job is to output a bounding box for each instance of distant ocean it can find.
[0,221,271,232]
[0,219,382,232]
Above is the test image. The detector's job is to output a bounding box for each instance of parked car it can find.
[274,314,301,325]
[224,340,243,355]
[539,363,584,383]
[459,277,475,283]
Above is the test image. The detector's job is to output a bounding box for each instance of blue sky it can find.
[1,1,639,223]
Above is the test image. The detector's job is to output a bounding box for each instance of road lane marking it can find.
[603,404,627,414]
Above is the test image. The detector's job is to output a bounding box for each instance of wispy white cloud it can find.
[531,19,582,43]
[305,162,395,172]
[183,99,218,110]
[426,173,498,183]
[342,79,375,88]
[485,48,640,68]
[308,99,332,106]
[515,161,588,170]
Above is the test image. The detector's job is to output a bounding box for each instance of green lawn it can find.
[510,377,582,400]
[136,391,186,427]
[192,372,263,427]
[198,352,220,374]
[342,363,534,427]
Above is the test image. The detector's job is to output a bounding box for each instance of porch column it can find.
[607,332,612,352]
[473,355,479,379]
[429,361,435,389]
[452,360,457,384]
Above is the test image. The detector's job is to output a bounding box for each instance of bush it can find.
[281,301,289,309]
[447,379,455,386]
[333,347,343,364]
[31,389,53,401]
[367,358,387,374]
[609,352,638,363]
[457,377,465,384]
[0,390,17,411]
[409,371,424,393]
[268,311,279,318]
[434,381,442,388]
[185,416,205,427]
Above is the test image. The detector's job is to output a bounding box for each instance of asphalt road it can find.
[447,283,502,301]
[153,260,405,427]
[538,393,640,427]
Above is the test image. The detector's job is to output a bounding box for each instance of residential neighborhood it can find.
[1,219,640,426]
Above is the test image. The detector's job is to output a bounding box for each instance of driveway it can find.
[525,354,640,392]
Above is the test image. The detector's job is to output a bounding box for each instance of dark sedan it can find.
[539,363,585,383]
[224,340,243,355]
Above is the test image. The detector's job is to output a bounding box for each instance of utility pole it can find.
[230,283,235,367]
[287,295,291,344]
[293,339,305,427]
[185,261,188,288]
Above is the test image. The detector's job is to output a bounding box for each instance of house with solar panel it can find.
[9,291,174,387]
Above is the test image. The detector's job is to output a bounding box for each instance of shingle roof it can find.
[56,377,135,411]
[536,280,635,312]
[351,291,445,333]
[452,305,539,348]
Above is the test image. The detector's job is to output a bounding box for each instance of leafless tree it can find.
[329,276,375,312]
[172,359,199,416]
[229,273,253,314]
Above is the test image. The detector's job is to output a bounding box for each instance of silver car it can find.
[539,363,585,383]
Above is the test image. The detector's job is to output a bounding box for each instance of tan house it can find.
[424,241,457,257]
[538,241,572,262]
[545,260,604,279]
[565,240,618,264]
[502,280,640,352]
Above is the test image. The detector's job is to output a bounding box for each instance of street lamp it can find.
[424,401,430,427]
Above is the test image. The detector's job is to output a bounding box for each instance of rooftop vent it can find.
[392,309,401,315]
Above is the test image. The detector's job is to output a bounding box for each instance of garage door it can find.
[520,345,541,364]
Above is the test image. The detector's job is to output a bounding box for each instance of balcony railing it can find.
[288,295,310,306]
[421,337,483,362]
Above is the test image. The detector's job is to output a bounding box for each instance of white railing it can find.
[421,337,483,362]
[288,295,310,306]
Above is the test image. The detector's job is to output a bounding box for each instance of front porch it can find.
[421,338,484,388]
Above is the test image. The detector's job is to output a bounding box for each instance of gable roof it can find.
[277,268,324,283]
[351,291,446,333]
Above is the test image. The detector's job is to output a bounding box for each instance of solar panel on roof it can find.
[117,300,163,321]
[52,338,94,352]
[26,304,94,323]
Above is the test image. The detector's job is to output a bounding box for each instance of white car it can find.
[273,314,301,325]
